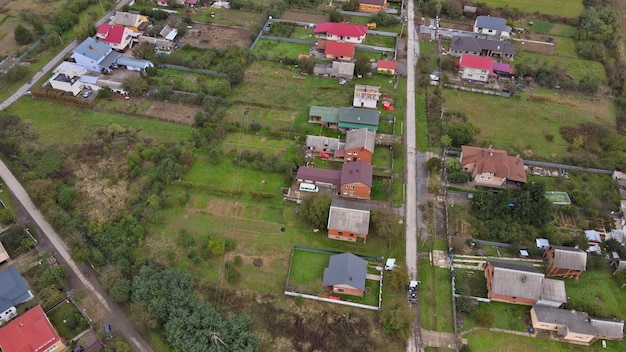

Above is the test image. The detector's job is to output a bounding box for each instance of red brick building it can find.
[327,198,370,243]
[344,128,376,164]
[340,161,372,199]
[544,245,587,279]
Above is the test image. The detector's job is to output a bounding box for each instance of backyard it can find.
[443,89,615,159]
[474,0,583,18]
[418,261,454,332]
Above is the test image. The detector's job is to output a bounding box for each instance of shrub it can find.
[476,310,493,326]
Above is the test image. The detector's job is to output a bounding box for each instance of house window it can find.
[353,152,358,155]
[480,175,485,179]
[347,152,352,155]
[337,288,344,293]
[338,232,343,235]
[350,233,354,237]
[487,176,492,180]
[350,185,355,189]
[345,185,349,189]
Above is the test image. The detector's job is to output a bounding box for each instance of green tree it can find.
[3,65,28,83]
[226,63,245,87]
[299,57,314,74]
[447,122,477,147]
[208,236,226,256]
[342,0,359,11]
[354,55,371,76]
[371,208,403,248]
[379,302,415,339]
[299,193,331,229]
[122,76,148,96]
[329,10,343,23]
[14,24,33,45]
[370,11,400,27]
[426,157,441,174]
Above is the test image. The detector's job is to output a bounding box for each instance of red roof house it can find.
[0,305,66,352]
[96,23,133,51]
[377,60,397,75]
[325,41,356,61]
[458,54,495,82]
[314,22,368,44]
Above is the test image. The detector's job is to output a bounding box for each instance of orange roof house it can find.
[358,0,387,13]
[0,305,66,352]
[377,60,397,75]
[460,145,527,187]
[325,41,356,61]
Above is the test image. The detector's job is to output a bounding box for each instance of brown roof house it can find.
[322,253,368,296]
[344,128,376,164]
[460,145,527,187]
[485,261,566,307]
[296,166,341,189]
[340,161,373,199]
[544,245,587,279]
[327,198,371,243]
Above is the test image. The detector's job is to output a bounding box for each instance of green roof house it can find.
[309,106,340,128]
[338,107,380,131]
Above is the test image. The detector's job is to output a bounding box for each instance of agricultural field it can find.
[188,8,262,28]
[466,330,625,352]
[443,89,615,159]
[475,0,584,18]
[530,20,577,37]
[4,99,192,146]
[251,39,312,58]
[515,51,607,82]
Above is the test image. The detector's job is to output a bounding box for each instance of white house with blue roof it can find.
[71,37,121,73]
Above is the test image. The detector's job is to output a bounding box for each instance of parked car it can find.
[407,280,419,303]
[104,324,112,339]
[82,90,92,98]
[72,346,84,352]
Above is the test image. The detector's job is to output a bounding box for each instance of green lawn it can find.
[362,35,396,48]
[392,178,404,207]
[443,90,614,159]
[466,330,626,352]
[474,0,583,18]
[555,37,579,57]
[372,147,392,170]
[252,39,312,59]
[188,8,260,28]
[515,50,607,82]
[5,99,191,146]
[531,21,577,39]
[47,301,89,339]
[418,261,454,332]
[565,266,626,320]
[371,177,391,201]
[460,302,528,332]
[531,20,552,34]
[222,133,293,155]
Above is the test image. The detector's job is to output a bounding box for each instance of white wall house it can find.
[48,62,87,96]
[473,16,511,40]
[71,37,121,73]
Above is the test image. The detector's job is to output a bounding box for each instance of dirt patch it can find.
[204,198,245,217]
[181,22,252,50]
[439,21,473,32]
[142,99,201,125]
[280,10,328,24]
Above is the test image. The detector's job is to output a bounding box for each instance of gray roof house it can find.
[473,16,512,39]
[305,135,343,153]
[0,265,34,313]
[71,37,121,73]
[589,317,625,340]
[485,261,566,307]
[449,36,516,59]
[545,245,587,279]
[322,253,368,296]
[115,55,154,71]
[345,128,376,154]
[531,305,598,344]
[327,198,371,242]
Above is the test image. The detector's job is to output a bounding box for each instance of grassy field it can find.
[443,89,615,159]
[222,133,294,155]
[362,34,397,48]
[4,99,191,146]
[251,39,312,58]
[474,0,583,18]
[554,37,578,57]
[515,50,607,82]
[460,301,528,332]
[418,261,454,332]
[187,8,261,28]
[565,266,626,320]
[466,330,626,352]
[372,146,392,170]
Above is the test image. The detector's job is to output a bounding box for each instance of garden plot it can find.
[182,22,252,50]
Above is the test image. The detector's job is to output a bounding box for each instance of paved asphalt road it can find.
[0,1,154,351]
[405,1,425,351]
